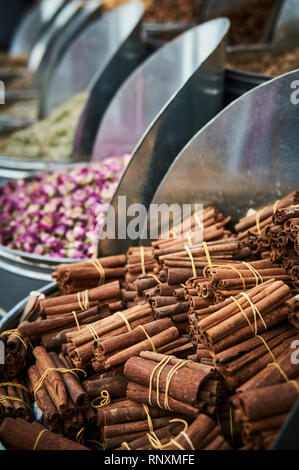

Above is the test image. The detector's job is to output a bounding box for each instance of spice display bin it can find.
[0,2,149,180]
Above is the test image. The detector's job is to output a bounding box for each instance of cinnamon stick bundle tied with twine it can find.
[18,304,110,340]
[212,323,297,390]
[167,413,231,450]
[97,399,184,450]
[235,191,299,241]
[287,295,299,330]
[230,381,299,450]
[52,254,127,294]
[153,206,233,258]
[91,318,180,373]
[197,279,292,354]
[31,346,88,423]
[0,376,32,423]
[124,351,226,418]
[237,336,299,393]
[0,330,32,380]
[117,420,187,450]
[65,303,154,369]
[39,281,122,318]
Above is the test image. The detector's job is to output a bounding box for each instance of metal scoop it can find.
[151,69,299,226]
[40,1,145,118]
[9,0,67,57]
[97,18,230,255]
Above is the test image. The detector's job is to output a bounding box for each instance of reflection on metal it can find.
[28,1,83,73]
[41,1,143,119]
[73,2,150,159]
[93,18,229,162]
[0,282,57,333]
[151,70,299,229]
[272,0,299,52]
[141,22,194,51]
[9,0,66,57]
[0,157,76,180]
[38,0,103,117]
[98,18,230,256]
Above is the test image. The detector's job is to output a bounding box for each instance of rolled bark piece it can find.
[235,192,299,233]
[118,422,184,450]
[18,305,108,338]
[124,354,216,407]
[27,365,59,430]
[231,381,299,422]
[0,418,88,450]
[33,346,68,413]
[126,382,199,418]
[92,319,179,371]
[39,281,121,316]
[167,414,230,450]
[83,374,128,399]
[49,352,89,409]
[97,400,170,427]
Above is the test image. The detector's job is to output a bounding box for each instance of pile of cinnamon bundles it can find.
[1,192,299,451]
[0,376,32,422]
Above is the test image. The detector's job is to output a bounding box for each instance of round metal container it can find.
[140,22,194,51]
[225,45,273,104]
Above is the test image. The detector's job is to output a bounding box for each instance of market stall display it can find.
[0,0,299,454]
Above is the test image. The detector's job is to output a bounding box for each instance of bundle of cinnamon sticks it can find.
[124,351,227,418]
[230,381,299,449]
[97,399,179,450]
[39,281,123,318]
[27,347,92,436]
[52,254,127,294]
[0,376,32,423]
[65,303,154,370]
[0,331,32,380]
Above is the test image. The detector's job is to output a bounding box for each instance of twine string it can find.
[90,259,105,286]
[33,367,86,401]
[138,325,157,353]
[91,390,111,408]
[33,429,48,450]
[184,244,197,278]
